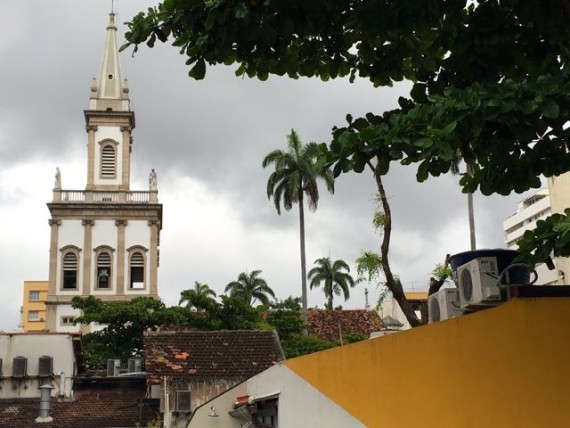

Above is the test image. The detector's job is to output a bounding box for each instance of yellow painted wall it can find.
[286,298,570,428]
[21,281,48,332]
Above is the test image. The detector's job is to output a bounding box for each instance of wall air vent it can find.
[12,356,27,378]
[176,390,191,412]
[128,358,142,373]
[106,359,121,377]
[38,356,53,377]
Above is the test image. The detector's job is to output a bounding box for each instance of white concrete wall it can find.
[187,364,365,428]
[0,334,76,399]
[54,305,82,333]
[94,125,123,186]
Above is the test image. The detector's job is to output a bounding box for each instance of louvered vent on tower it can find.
[101,145,116,178]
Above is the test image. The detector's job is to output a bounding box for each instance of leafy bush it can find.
[281,335,337,359]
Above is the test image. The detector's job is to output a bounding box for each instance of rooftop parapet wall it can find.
[285,297,570,428]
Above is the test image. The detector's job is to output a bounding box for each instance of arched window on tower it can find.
[100,144,116,178]
[97,251,112,289]
[62,251,78,289]
[129,251,146,289]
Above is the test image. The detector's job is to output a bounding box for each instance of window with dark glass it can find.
[63,252,78,289]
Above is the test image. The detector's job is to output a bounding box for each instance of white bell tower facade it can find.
[45,14,162,332]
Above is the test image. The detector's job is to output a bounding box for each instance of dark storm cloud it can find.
[0,1,529,330]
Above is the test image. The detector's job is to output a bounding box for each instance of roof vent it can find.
[106,359,120,377]
[39,356,53,377]
[128,358,142,373]
[13,356,27,378]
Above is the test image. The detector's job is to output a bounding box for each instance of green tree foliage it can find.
[262,130,334,333]
[308,257,356,310]
[72,293,266,368]
[224,270,276,306]
[280,335,338,359]
[122,0,570,317]
[72,296,177,367]
[179,281,217,310]
[266,297,305,340]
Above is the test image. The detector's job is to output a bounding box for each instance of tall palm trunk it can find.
[466,163,476,250]
[298,191,309,335]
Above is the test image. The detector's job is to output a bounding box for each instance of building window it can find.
[100,144,116,178]
[29,291,40,301]
[97,251,112,289]
[129,251,145,289]
[62,251,78,289]
[28,311,40,322]
[61,316,75,326]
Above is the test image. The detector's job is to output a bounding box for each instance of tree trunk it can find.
[368,160,421,327]
[298,191,309,335]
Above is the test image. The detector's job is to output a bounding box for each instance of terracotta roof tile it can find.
[307,309,383,342]
[0,378,158,428]
[144,330,284,384]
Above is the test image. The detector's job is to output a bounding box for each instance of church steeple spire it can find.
[89,13,129,112]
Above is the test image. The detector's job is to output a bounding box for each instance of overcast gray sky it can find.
[0,1,530,330]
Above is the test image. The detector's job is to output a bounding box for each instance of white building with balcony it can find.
[503,188,558,285]
[45,14,163,332]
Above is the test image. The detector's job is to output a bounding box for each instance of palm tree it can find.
[262,129,335,333]
[308,257,356,310]
[224,270,276,306]
[179,281,217,310]
[451,156,476,250]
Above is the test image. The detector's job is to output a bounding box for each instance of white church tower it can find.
[45,14,162,332]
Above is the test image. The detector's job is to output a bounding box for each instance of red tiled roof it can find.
[307,309,383,342]
[144,330,284,384]
[0,378,158,428]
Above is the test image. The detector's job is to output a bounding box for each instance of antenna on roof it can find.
[111,0,115,14]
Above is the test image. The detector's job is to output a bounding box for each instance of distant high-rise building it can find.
[503,185,566,285]
[21,281,49,332]
[45,14,163,332]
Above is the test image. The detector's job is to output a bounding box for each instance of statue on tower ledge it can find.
[54,167,61,190]
[149,169,158,191]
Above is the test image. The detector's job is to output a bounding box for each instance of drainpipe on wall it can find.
[59,372,65,397]
[35,384,55,423]
[163,376,171,428]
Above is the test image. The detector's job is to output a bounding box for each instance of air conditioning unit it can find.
[12,356,27,378]
[106,359,121,377]
[176,390,191,412]
[457,257,502,309]
[38,356,53,377]
[128,358,142,373]
[428,288,462,323]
